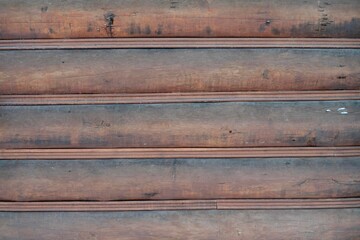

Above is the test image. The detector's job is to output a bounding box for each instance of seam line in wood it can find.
[1,91,360,105]
[1,147,359,159]
[0,38,359,50]
[0,199,359,212]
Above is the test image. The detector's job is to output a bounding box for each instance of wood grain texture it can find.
[1,38,360,50]
[0,209,359,240]
[2,91,360,106]
[0,158,359,201]
[1,147,359,159]
[0,101,359,148]
[0,0,359,39]
[1,49,359,95]
[1,199,360,211]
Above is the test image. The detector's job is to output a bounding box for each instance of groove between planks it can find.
[1,91,360,105]
[0,199,359,212]
[0,38,359,50]
[1,147,359,159]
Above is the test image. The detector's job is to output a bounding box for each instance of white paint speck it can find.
[337,107,346,111]
[340,111,348,115]
[325,109,332,112]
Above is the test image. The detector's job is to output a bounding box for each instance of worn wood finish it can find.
[1,38,360,50]
[0,158,359,201]
[0,209,359,240]
[2,91,360,106]
[1,49,359,95]
[1,199,360,212]
[1,147,360,160]
[0,101,359,148]
[0,0,359,39]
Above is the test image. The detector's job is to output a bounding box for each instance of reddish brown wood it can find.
[0,158,358,201]
[0,200,216,212]
[0,101,358,148]
[216,199,360,210]
[1,147,359,159]
[0,0,359,39]
[0,209,359,239]
[1,49,359,95]
[0,199,359,212]
[0,38,359,50]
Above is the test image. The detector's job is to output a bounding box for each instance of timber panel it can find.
[0,209,359,240]
[0,0,359,39]
[0,158,359,201]
[0,49,359,95]
[0,101,359,148]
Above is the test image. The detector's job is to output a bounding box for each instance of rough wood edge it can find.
[1,147,359,159]
[0,38,359,50]
[0,199,359,212]
[1,91,360,105]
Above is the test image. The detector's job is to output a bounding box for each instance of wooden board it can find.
[1,147,359,159]
[0,101,359,148]
[1,38,360,50]
[2,199,360,211]
[2,91,360,106]
[0,209,359,240]
[0,157,359,201]
[1,49,359,95]
[0,0,359,39]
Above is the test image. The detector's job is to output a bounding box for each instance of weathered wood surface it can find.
[2,199,360,211]
[0,158,359,201]
[0,209,359,240]
[1,38,360,50]
[1,49,359,95]
[0,0,359,39]
[1,147,360,159]
[0,101,359,148]
[2,91,360,106]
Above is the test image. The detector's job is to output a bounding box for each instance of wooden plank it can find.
[1,147,359,159]
[1,38,360,50]
[0,199,359,212]
[0,200,216,212]
[0,158,358,201]
[2,91,360,106]
[0,209,359,239]
[0,0,359,39]
[0,101,359,148]
[1,49,359,95]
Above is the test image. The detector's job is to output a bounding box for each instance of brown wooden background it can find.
[0,0,359,239]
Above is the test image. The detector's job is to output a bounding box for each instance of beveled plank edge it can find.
[0,38,359,50]
[0,199,359,212]
[1,91,360,105]
[1,147,359,159]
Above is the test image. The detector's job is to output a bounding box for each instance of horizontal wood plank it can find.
[2,91,360,105]
[1,38,360,50]
[1,147,359,159]
[0,0,359,39]
[1,49,359,95]
[0,209,359,239]
[1,147,360,161]
[1,199,359,211]
[0,158,359,201]
[0,101,359,148]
